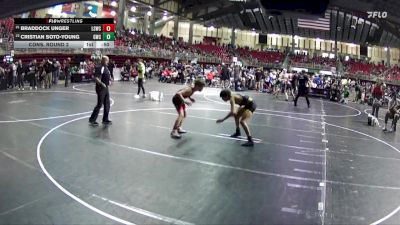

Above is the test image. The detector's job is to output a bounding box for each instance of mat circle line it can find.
[73,83,175,96]
[364,108,385,121]
[37,107,400,225]
[0,91,114,123]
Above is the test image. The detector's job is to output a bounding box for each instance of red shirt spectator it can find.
[206,71,214,80]
[162,68,171,77]
[372,84,384,99]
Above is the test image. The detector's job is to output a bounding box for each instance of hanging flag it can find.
[298,11,331,31]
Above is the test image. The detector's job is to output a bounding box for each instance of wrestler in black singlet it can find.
[238,95,257,113]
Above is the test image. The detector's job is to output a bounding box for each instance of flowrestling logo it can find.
[367,11,388,19]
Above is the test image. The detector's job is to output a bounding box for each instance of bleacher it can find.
[2,19,400,84]
[249,50,285,64]
[384,65,400,81]
[344,60,387,76]
[191,44,230,62]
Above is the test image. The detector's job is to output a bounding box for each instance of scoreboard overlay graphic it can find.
[14,18,115,49]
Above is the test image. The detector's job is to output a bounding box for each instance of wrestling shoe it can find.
[177,128,187,134]
[230,131,241,138]
[241,141,254,147]
[171,131,182,139]
[102,120,112,125]
[89,121,99,126]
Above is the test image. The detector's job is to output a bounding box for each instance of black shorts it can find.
[291,82,296,89]
[281,83,287,93]
[221,76,229,81]
[286,83,292,90]
[172,95,185,112]
[244,101,257,113]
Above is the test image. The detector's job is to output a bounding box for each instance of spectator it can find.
[27,60,38,90]
[383,91,400,132]
[16,60,24,91]
[64,58,71,87]
[372,82,384,118]
[220,64,230,89]
[233,65,241,91]
[135,58,146,98]
[44,59,52,89]
[52,58,60,85]
[0,66,5,90]
[206,70,215,86]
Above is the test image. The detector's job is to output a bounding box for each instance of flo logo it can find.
[367,11,388,18]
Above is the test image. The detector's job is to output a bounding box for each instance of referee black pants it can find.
[294,93,310,106]
[89,86,110,122]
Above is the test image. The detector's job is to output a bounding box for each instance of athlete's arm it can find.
[177,87,192,105]
[216,96,236,123]
[189,96,195,103]
[230,96,236,115]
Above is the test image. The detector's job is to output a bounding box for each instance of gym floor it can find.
[1,80,400,225]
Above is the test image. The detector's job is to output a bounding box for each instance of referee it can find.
[89,55,112,126]
[294,71,310,108]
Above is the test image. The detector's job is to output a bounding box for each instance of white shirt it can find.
[12,64,17,76]
[101,66,105,74]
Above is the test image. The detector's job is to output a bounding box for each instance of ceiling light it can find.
[130,6,136,12]
[110,1,117,7]
[110,11,116,16]
[147,11,152,16]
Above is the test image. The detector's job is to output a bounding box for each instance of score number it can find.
[102,24,115,32]
[102,24,115,41]
[102,32,115,41]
